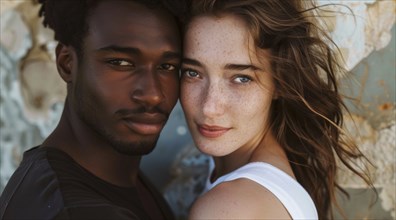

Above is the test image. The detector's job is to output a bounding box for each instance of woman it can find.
[180,0,373,219]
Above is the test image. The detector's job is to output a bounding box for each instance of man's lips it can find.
[197,124,231,138]
[121,113,167,135]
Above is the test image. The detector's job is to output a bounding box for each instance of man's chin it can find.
[111,139,158,156]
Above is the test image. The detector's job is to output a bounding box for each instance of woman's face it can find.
[181,14,276,157]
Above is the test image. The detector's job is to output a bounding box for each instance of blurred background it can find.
[0,0,395,219]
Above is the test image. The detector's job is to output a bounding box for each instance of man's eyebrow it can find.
[96,45,141,54]
[224,63,260,71]
[163,51,182,60]
[96,45,180,59]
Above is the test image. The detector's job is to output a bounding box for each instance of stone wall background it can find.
[0,0,395,219]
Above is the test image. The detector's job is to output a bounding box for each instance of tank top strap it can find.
[207,162,318,220]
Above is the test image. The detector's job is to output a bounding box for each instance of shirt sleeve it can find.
[54,205,144,220]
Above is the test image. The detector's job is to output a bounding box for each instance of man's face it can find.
[69,1,181,155]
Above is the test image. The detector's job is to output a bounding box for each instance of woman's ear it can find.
[56,43,75,83]
[271,84,279,100]
[272,90,279,100]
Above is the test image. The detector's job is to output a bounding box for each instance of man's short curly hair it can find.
[38,0,185,55]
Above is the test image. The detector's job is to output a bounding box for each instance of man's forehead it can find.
[89,0,172,24]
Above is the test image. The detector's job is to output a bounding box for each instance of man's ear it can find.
[56,43,76,83]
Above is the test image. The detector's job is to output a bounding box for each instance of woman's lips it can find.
[197,124,230,138]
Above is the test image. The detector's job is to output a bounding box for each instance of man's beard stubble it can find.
[72,82,158,156]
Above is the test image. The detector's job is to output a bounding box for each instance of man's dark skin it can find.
[42,1,180,219]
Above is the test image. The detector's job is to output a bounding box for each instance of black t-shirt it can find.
[0,146,174,220]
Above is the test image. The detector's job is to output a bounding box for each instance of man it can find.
[0,0,182,219]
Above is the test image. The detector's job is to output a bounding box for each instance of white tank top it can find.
[204,161,318,220]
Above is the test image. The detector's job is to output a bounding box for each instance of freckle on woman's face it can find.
[180,14,275,157]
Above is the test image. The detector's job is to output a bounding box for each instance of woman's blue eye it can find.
[234,75,251,83]
[184,69,199,78]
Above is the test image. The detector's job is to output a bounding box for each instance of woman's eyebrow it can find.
[224,63,260,71]
[182,57,203,67]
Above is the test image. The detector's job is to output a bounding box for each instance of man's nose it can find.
[131,69,164,109]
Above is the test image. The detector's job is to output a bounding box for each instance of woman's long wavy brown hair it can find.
[186,0,374,219]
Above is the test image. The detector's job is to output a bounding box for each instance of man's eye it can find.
[159,63,176,71]
[183,69,199,78]
[234,75,252,84]
[107,59,134,66]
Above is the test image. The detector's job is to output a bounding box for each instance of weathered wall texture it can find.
[316,1,395,219]
[0,0,395,219]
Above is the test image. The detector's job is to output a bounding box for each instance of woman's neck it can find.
[212,130,294,180]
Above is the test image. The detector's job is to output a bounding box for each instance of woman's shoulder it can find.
[189,178,291,219]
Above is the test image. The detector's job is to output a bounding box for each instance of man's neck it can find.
[42,105,142,187]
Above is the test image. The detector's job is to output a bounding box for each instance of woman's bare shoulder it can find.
[188,178,291,219]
